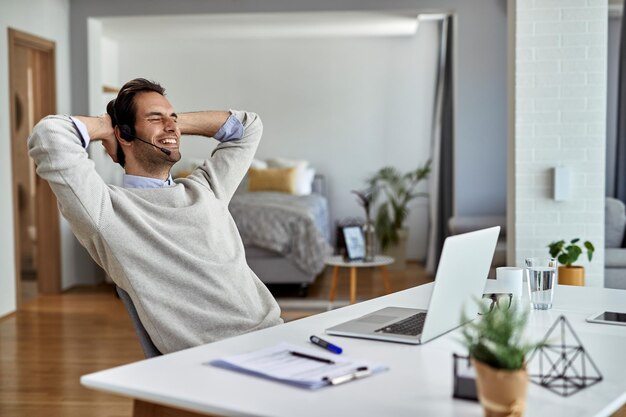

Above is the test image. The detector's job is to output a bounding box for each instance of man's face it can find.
[130,91,181,169]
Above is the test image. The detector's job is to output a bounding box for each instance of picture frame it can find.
[342,226,366,261]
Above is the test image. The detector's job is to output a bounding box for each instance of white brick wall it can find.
[510,0,607,287]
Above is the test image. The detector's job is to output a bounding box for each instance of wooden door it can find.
[9,28,61,305]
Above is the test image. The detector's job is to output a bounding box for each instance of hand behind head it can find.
[96,113,119,163]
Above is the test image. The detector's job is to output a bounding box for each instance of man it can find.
[28,78,282,354]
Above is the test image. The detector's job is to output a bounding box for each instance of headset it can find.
[118,124,171,156]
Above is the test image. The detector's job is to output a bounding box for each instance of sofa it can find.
[605,197,626,289]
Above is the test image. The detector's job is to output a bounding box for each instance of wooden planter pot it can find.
[558,266,585,286]
[472,359,528,417]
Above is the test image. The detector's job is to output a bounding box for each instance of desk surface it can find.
[82,284,626,417]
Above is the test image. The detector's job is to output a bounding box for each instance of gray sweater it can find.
[28,111,283,354]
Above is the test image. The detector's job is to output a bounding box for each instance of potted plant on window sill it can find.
[365,160,431,268]
[461,301,541,417]
[547,238,594,286]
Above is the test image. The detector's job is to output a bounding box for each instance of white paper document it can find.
[209,342,387,389]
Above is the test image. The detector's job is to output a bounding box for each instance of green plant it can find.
[351,189,375,222]
[366,160,431,251]
[548,238,595,267]
[461,301,541,370]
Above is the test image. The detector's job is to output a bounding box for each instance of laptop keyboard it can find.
[375,312,427,336]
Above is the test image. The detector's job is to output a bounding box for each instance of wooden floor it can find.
[0,286,143,417]
[0,262,431,417]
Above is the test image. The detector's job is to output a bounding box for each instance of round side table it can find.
[324,255,395,305]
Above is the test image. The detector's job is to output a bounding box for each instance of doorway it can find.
[9,28,61,306]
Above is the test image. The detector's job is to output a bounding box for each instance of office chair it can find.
[115,286,162,358]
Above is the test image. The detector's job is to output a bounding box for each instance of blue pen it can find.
[310,335,343,354]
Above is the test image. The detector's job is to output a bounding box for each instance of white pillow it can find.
[296,167,316,196]
[250,158,268,169]
[266,158,314,196]
[266,157,308,170]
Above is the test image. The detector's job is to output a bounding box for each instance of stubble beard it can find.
[135,146,182,176]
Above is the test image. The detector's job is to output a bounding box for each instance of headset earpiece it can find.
[119,125,135,141]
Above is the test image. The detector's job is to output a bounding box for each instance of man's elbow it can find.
[243,112,263,138]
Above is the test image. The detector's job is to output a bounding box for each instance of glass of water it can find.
[525,257,557,310]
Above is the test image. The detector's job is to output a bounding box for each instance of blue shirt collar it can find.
[123,174,174,189]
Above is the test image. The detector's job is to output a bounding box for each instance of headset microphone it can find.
[119,125,172,156]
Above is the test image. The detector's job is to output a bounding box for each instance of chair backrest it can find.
[605,197,626,248]
[115,286,162,358]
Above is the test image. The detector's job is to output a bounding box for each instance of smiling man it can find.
[28,78,282,354]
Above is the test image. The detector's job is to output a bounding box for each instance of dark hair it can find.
[106,78,166,167]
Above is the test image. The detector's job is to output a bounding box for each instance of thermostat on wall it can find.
[553,166,570,201]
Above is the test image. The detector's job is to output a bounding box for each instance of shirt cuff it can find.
[213,113,244,142]
[69,116,91,148]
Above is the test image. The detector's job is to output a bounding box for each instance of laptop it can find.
[326,226,500,344]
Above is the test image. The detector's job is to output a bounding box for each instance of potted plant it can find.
[547,238,595,286]
[365,160,431,267]
[461,301,540,417]
[352,189,376,261]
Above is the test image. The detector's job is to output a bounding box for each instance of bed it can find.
[229,174,332,288]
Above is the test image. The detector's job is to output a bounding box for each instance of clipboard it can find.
[208,342,387,389]
[324,366,372,385]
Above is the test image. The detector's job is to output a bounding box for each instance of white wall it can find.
[68,0,507,286]
[112,21,440,260]
[70,0,510,217]
[88,20,124,186]
[0,0,71,316]
[511,0,607,286]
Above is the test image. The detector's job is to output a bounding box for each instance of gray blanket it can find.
[229,192,332,275]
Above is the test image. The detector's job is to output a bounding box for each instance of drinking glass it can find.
[525,257,557,310]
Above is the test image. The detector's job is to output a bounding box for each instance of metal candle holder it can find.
[526,315,602,397]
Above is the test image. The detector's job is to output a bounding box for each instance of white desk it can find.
[81,284,626,417]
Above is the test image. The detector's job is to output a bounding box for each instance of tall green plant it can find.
[366,160,431,251]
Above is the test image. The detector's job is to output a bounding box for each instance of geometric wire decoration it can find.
[526,315,603,397]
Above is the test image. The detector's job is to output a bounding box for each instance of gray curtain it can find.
[615,12,626,203]
[426,16,454,275]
